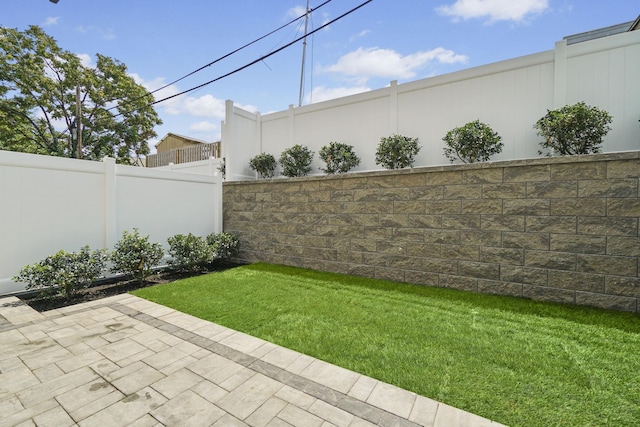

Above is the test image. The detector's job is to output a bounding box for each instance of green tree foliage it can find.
[249,152,277,178]
[111,229,164,284]
[280,144,314,177]
[534,102,613,156]
[0,26,162,164]
[13,246,108,300]
[442,120,503,163]
[375,134,421,169]
[319,141,361,174]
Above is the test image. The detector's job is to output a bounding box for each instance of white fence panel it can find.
[222,30,640,181]
[0,151,222,295]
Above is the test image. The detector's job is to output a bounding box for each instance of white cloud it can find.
[42,16,60,26]
[287,5,307,19]
[436,0,548,23]
[190,121,218,133]
[181,94,226,118]
[322,47,468,84]
[76,53,94,68]
[307,85,371,104]
[349,30,371,42]
[75,25,116,40]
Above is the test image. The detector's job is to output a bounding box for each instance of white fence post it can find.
[553,39,568,109]
[103,157,117,250]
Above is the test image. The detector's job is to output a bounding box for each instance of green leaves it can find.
[442,120,503,164]
[168,232,240,272]
[279,144,314,177]
[249,152,277,178]
[13,246,108,300]
[319,141,361,174]
[0,25,161,164]
[111,229,164,284]
[534,102,612,156]
[375,134,421,169]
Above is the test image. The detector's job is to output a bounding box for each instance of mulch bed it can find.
[18,262,243,313]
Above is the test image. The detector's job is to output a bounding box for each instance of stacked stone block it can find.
[223,152,640,312]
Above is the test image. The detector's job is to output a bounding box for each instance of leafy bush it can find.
[534,102,613,156]
[249,153,277,178]
[217,157,226,179]
[319,141,361,174]
[442,120,503,163]
[375,134,421,169]
[167,233,214,272]
[13,246,108,300]
[111,229,164,284]
[279,144,314,177]
[206,232,240,261]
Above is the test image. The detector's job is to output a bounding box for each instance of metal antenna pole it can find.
[298,0,310,107]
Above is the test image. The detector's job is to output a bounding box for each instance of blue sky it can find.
[2,0,638,150]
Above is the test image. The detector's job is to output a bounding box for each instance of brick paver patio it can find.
[0,294,505,426]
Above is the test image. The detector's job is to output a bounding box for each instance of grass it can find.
[131,263,640,426]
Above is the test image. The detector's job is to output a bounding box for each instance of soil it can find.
[18,262,243,313]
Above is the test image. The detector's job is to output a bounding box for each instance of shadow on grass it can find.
[241,263,640,334]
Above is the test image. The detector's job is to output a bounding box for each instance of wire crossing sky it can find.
[2,0,638,149]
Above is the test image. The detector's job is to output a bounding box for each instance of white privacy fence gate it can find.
[0,151,222,295]
[222,29,640,181]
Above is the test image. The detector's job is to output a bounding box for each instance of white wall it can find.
[223,30,640,181]
[0,151,222,295]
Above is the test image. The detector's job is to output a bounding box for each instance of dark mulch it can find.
[18,262,243,313]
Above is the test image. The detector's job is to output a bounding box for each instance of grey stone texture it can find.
[224,152,640,312]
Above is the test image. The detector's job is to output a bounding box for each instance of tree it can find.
[442,120,503,163]
[0,25,162,164]
[534,102,612,156]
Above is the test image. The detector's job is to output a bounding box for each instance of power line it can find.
[147,0,373,109]
[147,0,333,98]
[109,1,333,111]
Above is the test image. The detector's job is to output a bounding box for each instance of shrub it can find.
[319,141,361,174]
[442,120,503,163]
[249,153,277,178]
[206,232,240,261]
[111,229,164,284]
[279,144,314,177]
[375,134,421,169]
[167,233,214,272]
[13,246,108,300]
[217,157,226,179]
[534,102,613,156]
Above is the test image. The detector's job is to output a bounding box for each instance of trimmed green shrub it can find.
[206,232,240,261]
[279,144,314,177]
[167,233,214,272]
[534,102,613,156]
[13,246,108,300]
[249,152,277,178]
[375,134,421,169]
[443,120,503,163]
[111,229,164,284]
[319,141,361,174]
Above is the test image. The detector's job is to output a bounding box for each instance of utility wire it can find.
[145,0,373,109]
[108,0,333,111]
[147,0,333,98]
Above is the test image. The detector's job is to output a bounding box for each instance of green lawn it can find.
[132,263,640,426]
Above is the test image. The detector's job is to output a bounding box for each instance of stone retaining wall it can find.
[223,152,640,312]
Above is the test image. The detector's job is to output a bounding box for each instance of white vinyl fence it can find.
[0,151,222,295]
[222,29,640,181]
